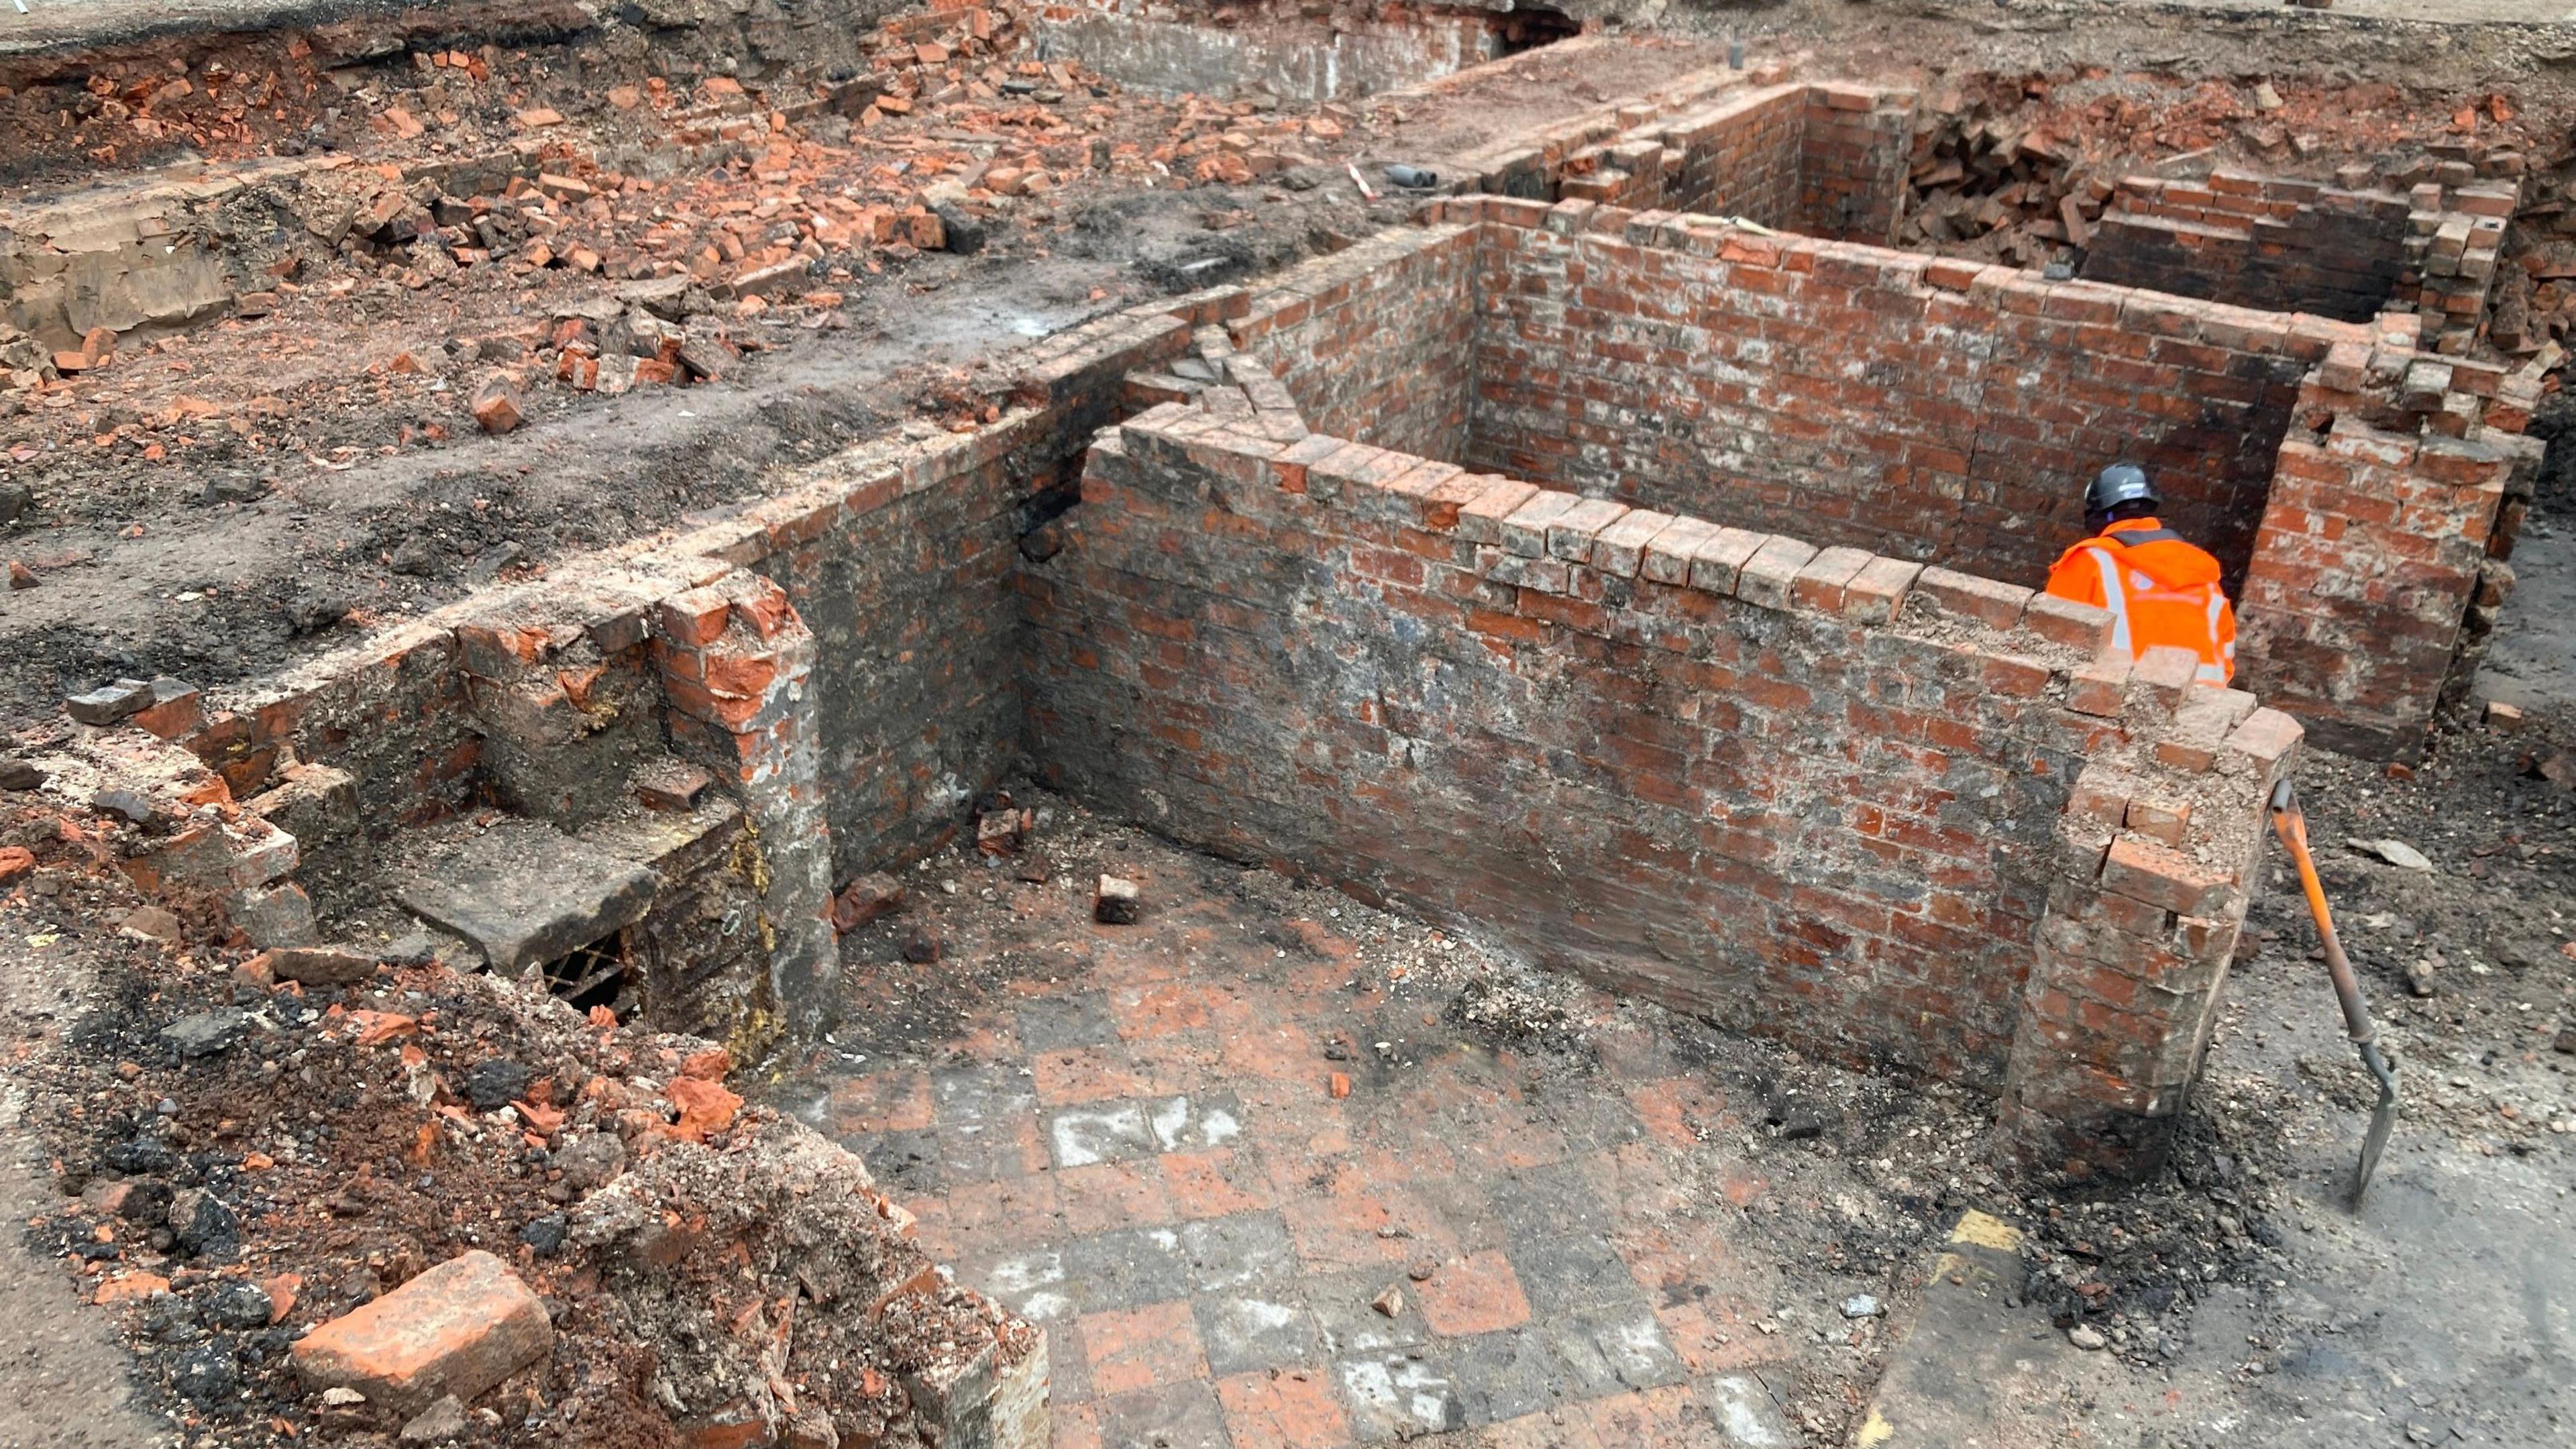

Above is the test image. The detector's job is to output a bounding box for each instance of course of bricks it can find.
[798,853,1826,1448]
[1026,317,2296,1179]
[2082,172,2418,323]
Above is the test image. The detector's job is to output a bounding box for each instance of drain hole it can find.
[543,933,632,1014]
[1495,6,1579,55]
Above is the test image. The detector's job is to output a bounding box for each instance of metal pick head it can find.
[2350,1040,2398,1210]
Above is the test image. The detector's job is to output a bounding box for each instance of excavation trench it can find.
[11,46,2569,1449]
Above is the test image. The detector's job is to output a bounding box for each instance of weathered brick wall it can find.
[1654,85,1807,228]
[1030,415,2092,1087]
[1549,83,1913,244]
[1233,222,1477,462]
[1024,386,2286,1177]
[133,299,1194,1034]
[743,444,1038,883]
[1462,199,2318,592]
[2237,412,2516,759]
[2082,172,2414,323]
[1796,84,1914,244]
[2001,657,2300,1183]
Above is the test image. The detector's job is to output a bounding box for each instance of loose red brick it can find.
[290,1250,551,1416]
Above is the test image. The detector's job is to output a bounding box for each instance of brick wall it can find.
[131,297,1194,1037]
[1463,198,2320,592]
[1024,382,2290,1179]
[1652,85,1807,228]
[1795,83,1914,244]
[2237,415,2516,759]
[1546,83,1913,245]
[2082,169,2517,353]
[2082,172,2414,323]
[1232,223,1477,460]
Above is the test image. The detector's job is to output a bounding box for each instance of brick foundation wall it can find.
[1232,222,1477,460]
[120,298,1193,1038]
[1795,84,1914,244]
[2082,172,2414,323]
[1024,366,2290,1179]
[1545,83,1914,244]
[1651,85,1806,227]
[1463,197,2318,592]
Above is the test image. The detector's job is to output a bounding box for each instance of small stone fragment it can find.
[470,380,525,434]
[204,1280,277,1330]
[168,1188,241,1257]
[1407,1259,1436,1283]
[519,1214,569,1256]
[633,759,712,812]
[399,1395,470,1444]
[67,678,156,726]
[6,559,35,589]
[1370,1286,1404,1318]
[162,1010,248,1058]
[2485,700,2526,733]
[1095,874,1142,924]
[2349,838,2434,872]
[1841,1294,1883,1320]
[267,945,380,986]
[2068,1324,2108,1350]
[462,1059,535,1114]
[170,1342,242,1403]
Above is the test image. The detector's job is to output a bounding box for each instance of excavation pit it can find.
[14,40,2573,1449]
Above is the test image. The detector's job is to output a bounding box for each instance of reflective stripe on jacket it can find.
[2043,518,2237,685]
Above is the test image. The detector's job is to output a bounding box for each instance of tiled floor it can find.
[788,841,1826,1448]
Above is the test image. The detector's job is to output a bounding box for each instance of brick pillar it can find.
[1799,83,1916,243]
[2000,655,2302,1183]
[649,572,839,1036]
[2237,409,2512,759]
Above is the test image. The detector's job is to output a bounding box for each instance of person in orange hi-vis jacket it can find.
[2044,462,2237,686]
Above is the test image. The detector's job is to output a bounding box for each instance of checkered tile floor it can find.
[784,856,1810,1447]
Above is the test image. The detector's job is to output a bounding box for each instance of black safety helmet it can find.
[2085,462,2159,519]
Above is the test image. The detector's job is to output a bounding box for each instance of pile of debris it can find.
[8,786,1040,1448]
[2491,164,2576,356]
[1900,88,2115,266]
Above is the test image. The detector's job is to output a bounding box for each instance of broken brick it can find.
[290,1250,552,1417]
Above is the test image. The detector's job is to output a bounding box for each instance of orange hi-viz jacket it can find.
[2044,517,2237,686]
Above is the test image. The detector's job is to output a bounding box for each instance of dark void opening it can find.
[543,932,633,1014]
[1493,7,1579,55]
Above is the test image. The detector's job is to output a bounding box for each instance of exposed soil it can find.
[0,790,1029,1448]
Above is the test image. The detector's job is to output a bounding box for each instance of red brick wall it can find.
[1795,83,1914,244]
[1652,85,1807,228]
[2081,172,2415,323]
[1236,223,1479,462]
[1030,416,2089,1089]
[1549,83,1913,244]
[2237,411,2516,759]
[1464,199,2324,592]
[1024,390,2289,1178]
